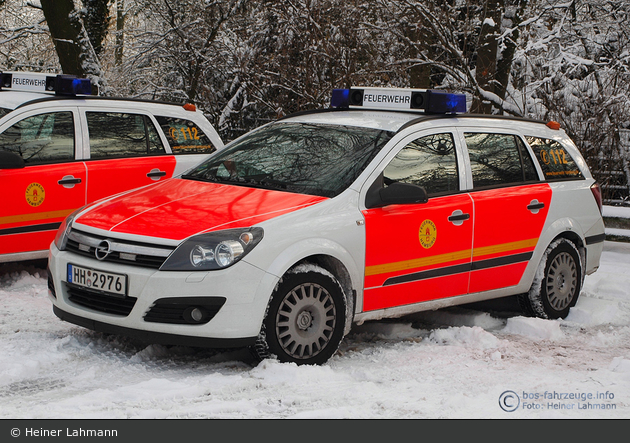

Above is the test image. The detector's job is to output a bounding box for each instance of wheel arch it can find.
[285,254,356,335]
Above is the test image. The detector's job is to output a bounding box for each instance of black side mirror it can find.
[0,151,25,169]
[365,174,428,209]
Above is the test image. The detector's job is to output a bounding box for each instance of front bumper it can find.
[48,243,278,347]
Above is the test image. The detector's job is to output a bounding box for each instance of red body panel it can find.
[86,156,176,203]
[468,183,551,293]
[76,178,328,241]
[0,163,87,255]
[362,194,474,311]
[361,183,552,311]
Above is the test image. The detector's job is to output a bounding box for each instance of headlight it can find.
[53,207,85,250]
[160,227,264,271]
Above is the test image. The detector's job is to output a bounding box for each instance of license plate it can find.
[67,263,127,296]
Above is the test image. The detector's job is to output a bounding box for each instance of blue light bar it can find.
[329,87,467,114]
[49,75,93,96]
[331,89,350,108]
[425,90,467,114]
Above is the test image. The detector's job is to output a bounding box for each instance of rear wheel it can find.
[251,266,347,365]
[518,238,582,319]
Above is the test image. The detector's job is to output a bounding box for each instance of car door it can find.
[362,131,474,312]
[81,110,176,203]
[459,129,552,294]
[0,109,86,259]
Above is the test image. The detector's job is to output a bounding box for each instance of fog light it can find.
[184,306,205,323]
[190,307,203,322]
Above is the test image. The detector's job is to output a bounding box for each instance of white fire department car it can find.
[47,87,605,365]
[0,71,223,263]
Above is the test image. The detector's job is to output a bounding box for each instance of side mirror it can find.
[0,151,25,169]
[365,175,428,209]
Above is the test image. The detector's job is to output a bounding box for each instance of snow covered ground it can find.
[0,208,629,419]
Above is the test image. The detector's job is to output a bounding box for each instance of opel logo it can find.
[95,240,112,261]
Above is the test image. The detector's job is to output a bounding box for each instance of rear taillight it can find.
[590,182,603,215]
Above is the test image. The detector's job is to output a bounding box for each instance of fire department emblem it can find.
[25,183,45,207]
[419,219,437,249]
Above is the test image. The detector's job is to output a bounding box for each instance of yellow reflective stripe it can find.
[365,238,539,278]
[472,238,538,259]
[0,209,75,226]
[365,249,472,277]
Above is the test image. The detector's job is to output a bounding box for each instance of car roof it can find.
[279,109,422,132]
[278,107,550,134]
[0,91,51,110]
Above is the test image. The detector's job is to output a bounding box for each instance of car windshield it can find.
[0,108,12,119]
[182,122,394,198]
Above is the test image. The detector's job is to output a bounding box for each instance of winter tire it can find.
[252,266,347,365]
[518,238,582,319]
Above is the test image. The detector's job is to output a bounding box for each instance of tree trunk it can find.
[472,0,503,114]
[40,0,103,91]
[115,0,124,66]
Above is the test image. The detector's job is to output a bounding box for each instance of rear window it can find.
[155,116,217,154]
[525,137,584,181]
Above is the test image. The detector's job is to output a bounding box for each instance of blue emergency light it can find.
[330,87,467,114]
[46,75,93,95]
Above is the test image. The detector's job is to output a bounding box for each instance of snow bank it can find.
[603,205,630,219]
[502,317,564,340]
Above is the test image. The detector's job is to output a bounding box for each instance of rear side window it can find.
[155,116,217,154]
[525,137,584,181]
[465,133,539,188]
[86,112,166,159]
[0,111,74,164]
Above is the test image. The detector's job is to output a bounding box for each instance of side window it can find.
[155,116,217,154]
[86,112,166,159]
[465,133,537,188]
[0,112,74,164]
[383,133,459,196]
[525,137,584,181]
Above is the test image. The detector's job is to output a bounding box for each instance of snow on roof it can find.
[281,109,422,132]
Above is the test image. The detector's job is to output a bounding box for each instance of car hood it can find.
[74,178,328,241]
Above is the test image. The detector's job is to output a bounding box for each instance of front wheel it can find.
[518,238,582,319]
[251,266,348,365]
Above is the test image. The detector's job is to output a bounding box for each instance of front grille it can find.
[144,297,226,325]
[66,283,137,316]
[65,229,175,269]
[47,267,56,299]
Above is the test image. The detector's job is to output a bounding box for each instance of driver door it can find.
[362,132,473,311]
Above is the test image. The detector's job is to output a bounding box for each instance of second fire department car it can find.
[0,71,223,263]
[47,87,605,365]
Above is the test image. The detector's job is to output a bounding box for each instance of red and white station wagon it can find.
[47,87,605,365]
[0,71,223,263]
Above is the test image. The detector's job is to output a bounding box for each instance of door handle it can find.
[147,169,167,181]
[448,210,470,226]
[527,200,545,214]
[58,175,82,188]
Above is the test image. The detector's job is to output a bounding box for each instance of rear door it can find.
[459,129,551,293]
[0,109,86,259]
[362,132,474,311]
[81,110,176,203]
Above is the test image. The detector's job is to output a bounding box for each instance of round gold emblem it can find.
[419,219,437,249]
[25,182,45,207]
